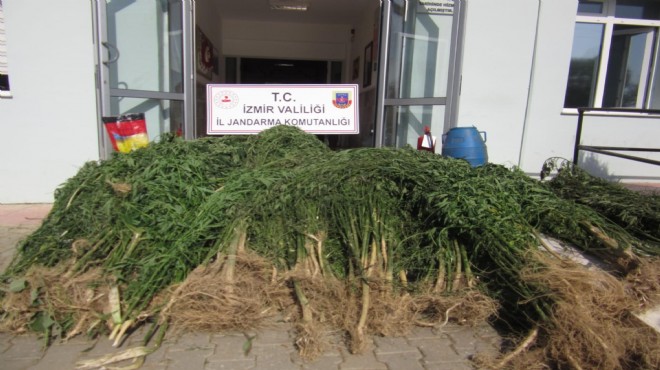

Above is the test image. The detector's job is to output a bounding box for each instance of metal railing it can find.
[572,107,660,166]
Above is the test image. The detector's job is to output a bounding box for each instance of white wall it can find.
[519,0,660,182]
[569,114,660,181]
[517,0,578,175]
[0,0,98,203]
[457,0,541,166]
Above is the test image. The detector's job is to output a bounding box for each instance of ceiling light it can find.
[269,0,309,12]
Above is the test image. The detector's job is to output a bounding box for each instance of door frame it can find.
[374,0,465,147]
[92,0,196,159]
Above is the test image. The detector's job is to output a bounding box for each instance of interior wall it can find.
[195,0,223,83]
[350,3,380,90]
[222,20,351,62]
[215,3,378,147]
[0,0,98,203]
[194,0,223,137]
[348,2,381,147]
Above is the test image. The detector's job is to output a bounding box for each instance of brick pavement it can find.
[0,203,502,369]
[0,323,501,370]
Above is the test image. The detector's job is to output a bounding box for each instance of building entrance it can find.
[92,1,463,155]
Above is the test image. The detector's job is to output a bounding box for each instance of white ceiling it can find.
[210,0,377,25]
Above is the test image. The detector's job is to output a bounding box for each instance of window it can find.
[0,0,9,95]
[564,0,660,109]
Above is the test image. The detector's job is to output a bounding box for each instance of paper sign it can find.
[417,0,454,15]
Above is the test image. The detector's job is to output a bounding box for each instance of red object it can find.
[417,126,436,153]
[103,113,149,153]
[102,117,121,151]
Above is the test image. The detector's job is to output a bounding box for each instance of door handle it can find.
[102,42,120,65]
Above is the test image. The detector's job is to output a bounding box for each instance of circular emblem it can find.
[214,91,239,109]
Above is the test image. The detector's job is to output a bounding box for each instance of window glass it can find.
[564,23,605,108]
[0,0,10,93]
[110,98,183,140]
[106,0,183,93]
[578,1,604,14]
[615,0,660,20]
[0,74,8,91]
[649,43,660,108]
[386,0,454,99]
[383,105,445,148]
[566,1,660,109]
[603,25,655,107]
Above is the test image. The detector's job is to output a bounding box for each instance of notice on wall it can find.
[417,0,454,15]
[207,84,359,135]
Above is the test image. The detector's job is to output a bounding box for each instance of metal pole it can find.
[374,0,392,148]
[182,0,196,140]
[573,107,585,164]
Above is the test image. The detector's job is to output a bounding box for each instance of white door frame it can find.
[92,0,196,159]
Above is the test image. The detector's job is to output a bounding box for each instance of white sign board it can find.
[417,0,454,15]
[207,84,359,135]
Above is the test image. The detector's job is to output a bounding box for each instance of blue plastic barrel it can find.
[441,127,488,167]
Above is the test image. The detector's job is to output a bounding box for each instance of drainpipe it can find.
[517,0,542,169]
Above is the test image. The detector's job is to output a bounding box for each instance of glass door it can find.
[375,0,463,149]
[93,0,195,158]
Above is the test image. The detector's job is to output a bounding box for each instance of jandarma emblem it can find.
[214,91,239,109]
[332,91,352,109]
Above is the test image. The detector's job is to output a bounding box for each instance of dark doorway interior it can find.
[241,58,328,84]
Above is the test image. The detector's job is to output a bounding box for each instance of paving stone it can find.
[209,333,256,362]
[205,358,256,370]
[166,344,214,370]
[339,349,387,370]
[409,337,461,364]
[164,350,211,370]
[1,334,43,370]
[251,325,295,346]
[4,335,44,360]
[451,344,476,360]
[301,352,342,370]
[72,336,165,370]
[253,347,301,370]
[423,361,475,370]
[445,327,478,350]
[76,336,123,361]
[290,342,342,367]
[4,357,42,370]
[472,325,502,354]
[140,343,170,369]
[473,324,499,338]
[170,332,212,351]
[406,326,441,340]
[0,333,14,353]
[155,332,214,370]
[375,350,424,370]
[473,337,500,357]
[372,335,418,355]
[29,341,90,370]
[250,342,296,355]
[0,226,39,247]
